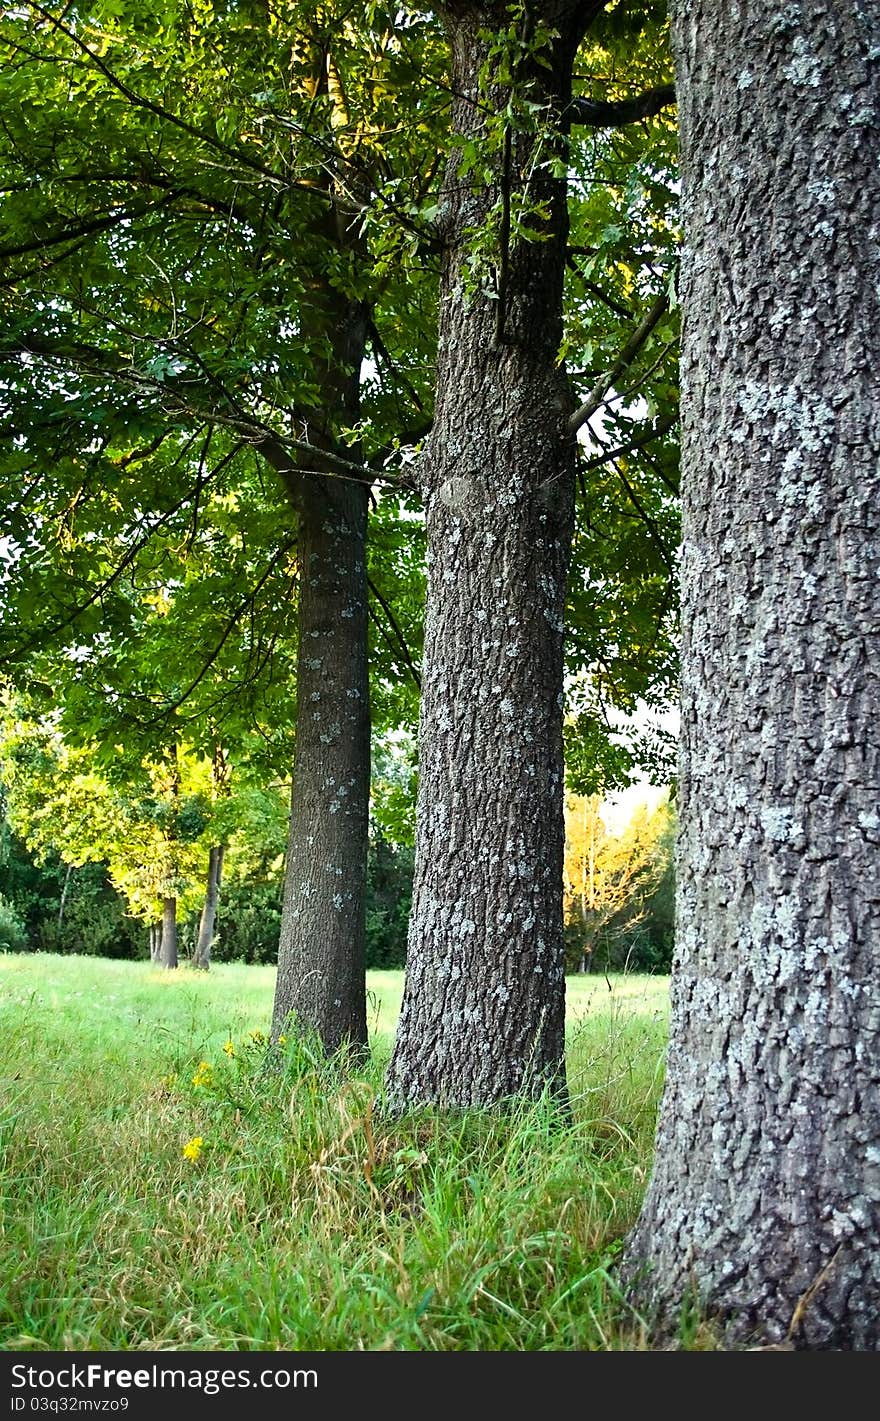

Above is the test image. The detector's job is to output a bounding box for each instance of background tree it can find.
[386,0,677,1109]
[2,2,681,1061]
[0,0,441,1044]
[0,705,295,967]
[623,0,880,1348]
[0,718,209,958]
[0,773,141,956]
[562,3,680,793]
[562,791,670,973]
[192,747,231,971]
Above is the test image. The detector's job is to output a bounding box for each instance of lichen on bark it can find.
[622,0,880,1350]
[385,1,591,1109]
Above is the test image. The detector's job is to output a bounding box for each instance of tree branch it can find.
[612,461,676,577]
[494,124,512,348]
[0,432,228,660]
[578,414,678,472]
[567,86,676,129]
[0,195,179,261]
[367,576,422,692]
[132,539,297,727]
[565,264,632,320]
[639,442,681,499]
[257,433,393,492]
[568,291,669,435]
[3,331,410,491]
[367,316,427,414]
[25,3,299,192]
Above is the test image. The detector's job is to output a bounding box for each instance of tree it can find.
[0,718,208,957]
[2,2,680,1057]
[0,1,439,1043]
[623,0,880,1349]
[385,1,676,1108]
[0,707,287,966]
[562,792,668,972]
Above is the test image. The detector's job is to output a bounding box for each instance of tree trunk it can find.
[57,862,72,927]
[160,895,178,970]
[263,142,372,1057]
[623,0,880,1348]
[149,920,162,964]
[271,473,371,1051]
[193,844,224,971]
[385,5,584,1108]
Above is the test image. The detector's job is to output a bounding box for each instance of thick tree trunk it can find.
[271,474,370,1051]
[160,896,178,971]
[623,1,880,1348]
[192,844,224,971]
[385,5,583,1108]
[266,210,372,1053]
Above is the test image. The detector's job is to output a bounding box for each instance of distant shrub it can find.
[365,834,412,969]
[213,878,282,964]
[0,893,27,953]
[35,865,145,958]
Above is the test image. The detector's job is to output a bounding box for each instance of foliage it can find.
[370,729,418,848]
[0,893,26,953]
[213,877,283,965]
[0,0,681,800]
[562,7,681,787]
[0,737,417,966]
[33,863,147,959]
[0,812,63,939]
[0,715,209,920]
[0,706,294,945]
[605,804,675,973]
[0,1,441,770]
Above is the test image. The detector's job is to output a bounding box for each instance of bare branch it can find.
[367,575,422,691]
[567,86,676,129]
[578,413,677,472]
[568,291,670,435]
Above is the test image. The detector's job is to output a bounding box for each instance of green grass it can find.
[0,953,681,1351]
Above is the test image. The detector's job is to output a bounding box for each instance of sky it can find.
[601,699,679,834]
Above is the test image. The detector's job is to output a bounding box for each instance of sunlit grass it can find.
[0,953,683,1351]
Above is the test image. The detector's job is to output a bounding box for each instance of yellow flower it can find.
[192,1061,213,1088]
[182,1136,204,1162]
[249,1029,267,1046]
[278,1035,287,1046]
[222,1040,235,1057]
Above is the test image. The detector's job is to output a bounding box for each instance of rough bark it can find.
[259,77,372,1054]
[160,895,178,970]
[384,3,587,1108]
[271,466,371,1052]
[623,0,880,1348]
[192,844,224,971]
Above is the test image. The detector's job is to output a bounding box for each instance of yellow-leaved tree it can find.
[563,792,673,972]
[0,711,213,968]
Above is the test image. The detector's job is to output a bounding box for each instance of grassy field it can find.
[0,953,680,1351]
